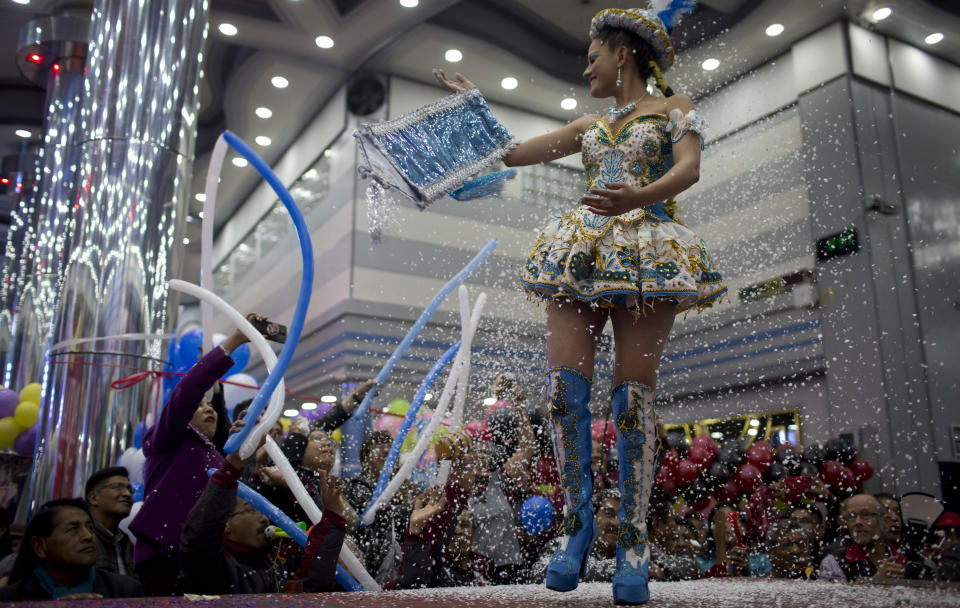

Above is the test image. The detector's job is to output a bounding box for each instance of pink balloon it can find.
[464,420,489,440]
[375,414,403,436]
[485,400,511,418]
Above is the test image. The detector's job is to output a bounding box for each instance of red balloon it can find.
[591,420,617,448]
[837,465,856,492]
[687,444,712,469]
[734,463,763,493]
[746,441,775,473]
[655,474,677,496]
[776,443,798,453]
[674,459,700,487]
[691,434,718,457]
[849,458,875,483]
[716,480,740,503]
[819,459,843,487]
[662,448,681,474]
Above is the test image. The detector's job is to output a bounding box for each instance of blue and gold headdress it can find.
[589,1,698,72]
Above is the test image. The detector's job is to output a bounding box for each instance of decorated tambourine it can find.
[355,88,517,238]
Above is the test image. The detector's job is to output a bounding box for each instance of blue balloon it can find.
[351,238,497,421]
[133,423,145,450]
[175,329,203,369]
[222,131,314,455]
[520,495,554,535]
[205,469,361,591]
[131,482,144,503]
[224,342,250,377]
[362,342,459,526]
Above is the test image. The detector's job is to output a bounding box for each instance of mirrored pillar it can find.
[29,0,208,507]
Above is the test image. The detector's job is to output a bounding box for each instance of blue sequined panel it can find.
[377,96,513,189]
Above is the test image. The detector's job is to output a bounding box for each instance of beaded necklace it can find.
[606,101,637,121]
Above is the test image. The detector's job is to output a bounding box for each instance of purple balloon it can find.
[14,424,37,457]
[298,410,321,422]
[0,389,19,418]
[315,402,334,417]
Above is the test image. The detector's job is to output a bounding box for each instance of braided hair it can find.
[596,27,675,97]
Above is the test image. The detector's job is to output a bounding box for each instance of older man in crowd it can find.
[85,467,135,576]
[819,493,906,582]
[766,518,816,579]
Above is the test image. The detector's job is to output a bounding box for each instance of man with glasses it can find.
[84,467,135,577]
[819,493,906,582]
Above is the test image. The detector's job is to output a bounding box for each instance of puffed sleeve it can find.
[667,108,707,150]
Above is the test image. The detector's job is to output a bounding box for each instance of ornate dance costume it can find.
[520,108,726,313]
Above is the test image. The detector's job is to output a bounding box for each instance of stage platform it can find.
[3,579,959,607]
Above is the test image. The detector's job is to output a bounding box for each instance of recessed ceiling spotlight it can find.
[14,129,32,138]
[283,408,300,418]
[561,97,577,110]
[501,76,518,90]
[301,402,318,410]
[12,0,31,5]
[872,7,891,21]
[271,75,289,89]
[701,58,720,71]
[765,23,784,37]
[315,35,334,49]
[255,106,272,119]
[218,23,238,36]
[194,193,206,202]
[445,49,463,63]
[400,0,419,7]
[255,135,272,146]
[183,237,190,245]
[320,395,337,403]
[232,157,248,168]
[925,32,944,45]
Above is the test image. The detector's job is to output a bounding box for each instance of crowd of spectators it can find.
[0,321,957,602]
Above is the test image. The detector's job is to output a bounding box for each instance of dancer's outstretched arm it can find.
[433,69,594,167]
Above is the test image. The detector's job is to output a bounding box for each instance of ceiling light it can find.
[320,395,337,403]
[255,135,272,146]
[444,49,462,63]
[271,75,289,89]
[255,106,272,119]
[765,23,784,37]
[183,237,190,245]
[232,157,248,168]
[483,397,497,406]
[301,402,318,410]
[15,129,32,138]
[12,1,31,6]
[283,409,300,418]
[315,35,334,49]
[198,211,204,219]
[218,23,238,36]
[561,97,577,110]
[500,76,518,90]
[424,393,433,401]
[749,419,760,427]
[28,53,42,64]
[711,432,723,439]
[872,7,891,21]
[925,32,944,45]
[747,427,758,436]
[194,193,206,202]
[701,58,720,71]
[399,0,419,7]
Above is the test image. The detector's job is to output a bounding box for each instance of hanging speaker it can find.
[347,73,385,116]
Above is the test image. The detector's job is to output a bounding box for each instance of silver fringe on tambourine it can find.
[355,88,517,240]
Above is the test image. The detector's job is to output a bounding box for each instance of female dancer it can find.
[435,5,726,605]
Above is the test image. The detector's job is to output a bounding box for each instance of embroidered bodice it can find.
[572,108,706,235]
[582,108,705,192]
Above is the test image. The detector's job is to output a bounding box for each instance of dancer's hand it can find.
[433,69,475,93]
[317,469,344,516]
[581,182,647,216]
[409,489,446,535]
[342,379,378,414]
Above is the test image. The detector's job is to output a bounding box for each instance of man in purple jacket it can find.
[129,321,254,595]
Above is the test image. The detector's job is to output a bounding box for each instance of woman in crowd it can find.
[128,318,256,595]
[435,4,725,603]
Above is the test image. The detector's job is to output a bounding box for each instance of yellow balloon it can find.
[19,383,42,406]
[0,417,19,449]
[331,428,342,443]
[14,401,39,429]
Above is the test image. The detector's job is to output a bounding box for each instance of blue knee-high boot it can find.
[544,366,595,592]
[611,381,658,605]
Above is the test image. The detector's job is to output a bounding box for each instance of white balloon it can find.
[119,501,143,543]
[212,332,227,346]
[223,373,258,413]
[118,447,146,485]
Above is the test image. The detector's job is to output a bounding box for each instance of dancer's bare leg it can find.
[545,299,608,375]
[609,305,676,387]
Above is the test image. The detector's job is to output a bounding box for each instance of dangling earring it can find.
[616,66,623,87]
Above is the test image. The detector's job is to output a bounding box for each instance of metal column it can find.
[29,0,208,507]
